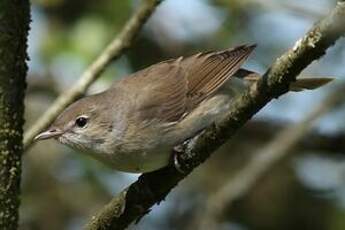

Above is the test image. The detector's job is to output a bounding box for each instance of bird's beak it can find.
[34,128,64,141]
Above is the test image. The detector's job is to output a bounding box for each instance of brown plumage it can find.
[115,44,256,123]
[34,44,333,173]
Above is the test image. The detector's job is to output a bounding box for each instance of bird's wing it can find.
[181,44,256,108]
[120,44,256,123]
[118,61,188,123]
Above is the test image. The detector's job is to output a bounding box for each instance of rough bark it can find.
[199,84,345,230]
[0,0,30,229]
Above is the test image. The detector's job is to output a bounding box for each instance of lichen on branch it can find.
[0,0,30,229]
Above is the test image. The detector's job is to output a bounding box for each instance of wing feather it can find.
[182,44,256,107]
[119,44,256,123]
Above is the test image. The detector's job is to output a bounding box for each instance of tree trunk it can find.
[0,0,30,229]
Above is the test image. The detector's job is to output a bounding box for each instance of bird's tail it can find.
[236,68,334,91]
[288,78,334,91]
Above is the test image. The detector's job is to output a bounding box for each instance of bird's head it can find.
[35,94,112,152]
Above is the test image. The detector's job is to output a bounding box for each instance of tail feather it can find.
[289,78,334,91]
[235,68,334,91]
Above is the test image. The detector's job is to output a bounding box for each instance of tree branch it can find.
[245,0,326,18]
[198,84,345,230]
[23,0,163,150]
[0,0,30,228]
[85,1,345,229]
[238,120,345,155]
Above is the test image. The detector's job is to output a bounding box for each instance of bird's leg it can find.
[172,145,185,174]
[172,129,206,173]
[172,138,192,174]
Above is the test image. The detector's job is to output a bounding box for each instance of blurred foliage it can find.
[23,0,345,229]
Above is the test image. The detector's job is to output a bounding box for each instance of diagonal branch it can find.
[198,83,345,230]
[23,0,163,150]
[86,1,345,229]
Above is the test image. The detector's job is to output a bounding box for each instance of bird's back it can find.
[102,45,256,172]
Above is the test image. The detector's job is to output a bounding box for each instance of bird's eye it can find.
[75,116,88,128]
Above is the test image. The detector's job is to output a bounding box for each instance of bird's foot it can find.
[172,141,189,174]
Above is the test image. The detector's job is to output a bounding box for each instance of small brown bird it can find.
[35,44,332,173]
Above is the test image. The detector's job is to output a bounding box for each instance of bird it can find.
[34,44,332,173]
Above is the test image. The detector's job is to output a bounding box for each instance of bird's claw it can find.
[173,146,187,174]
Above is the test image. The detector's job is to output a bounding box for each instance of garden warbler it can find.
[34,44,332,173]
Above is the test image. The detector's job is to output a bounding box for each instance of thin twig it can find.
[245,0,326,18]
[23,0,163,150]
[85,1,345,229]
[199,84,345,230]
[238,120,345,155]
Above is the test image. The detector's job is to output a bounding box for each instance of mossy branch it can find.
[199,83,345,230]
[0,0,30,229]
